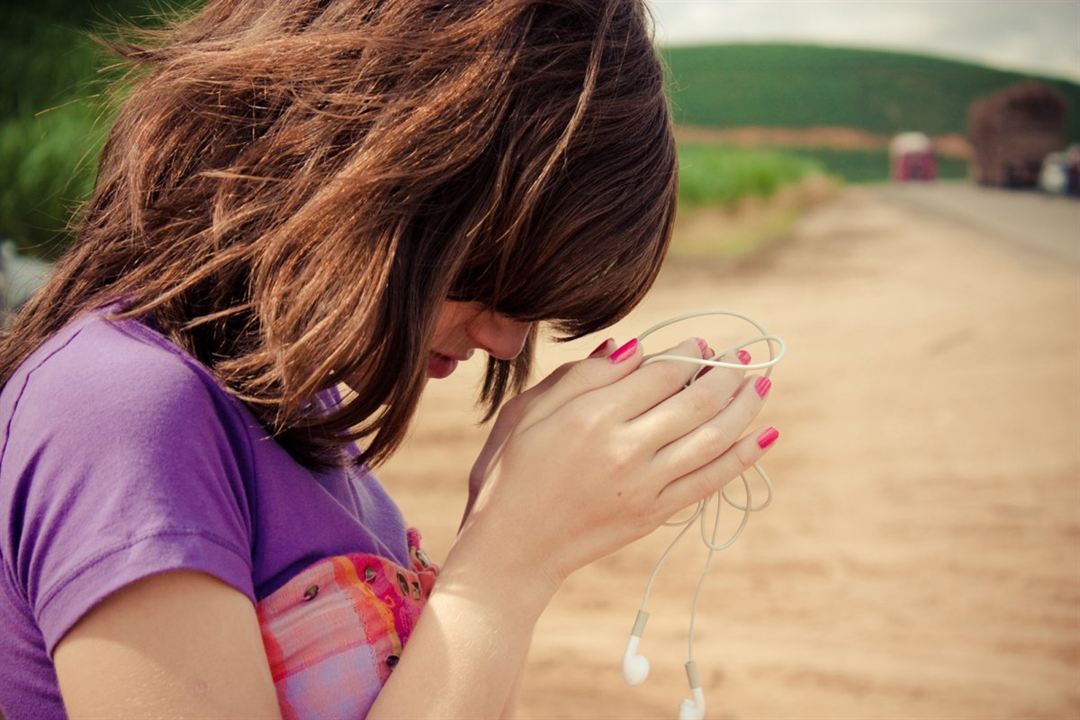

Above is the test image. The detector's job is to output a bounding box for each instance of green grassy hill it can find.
[661,43,1080,139]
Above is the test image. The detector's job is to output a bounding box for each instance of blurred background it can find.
[2,1,1079,307]
[2,1,1078,719]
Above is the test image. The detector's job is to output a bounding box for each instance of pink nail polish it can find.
[589,338,613,358]
[609,339,638,364]
[737,350,751,365]
[754,377,772,398]
[695,338,708,356]
[757,427,779,449]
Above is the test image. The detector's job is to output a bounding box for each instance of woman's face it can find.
[427,301,532,379]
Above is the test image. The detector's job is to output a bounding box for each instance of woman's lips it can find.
[427,352,459,379]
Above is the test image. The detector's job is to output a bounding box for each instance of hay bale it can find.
[968,81,1067,188]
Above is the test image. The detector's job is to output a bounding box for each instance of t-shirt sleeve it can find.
[0,327,256,659]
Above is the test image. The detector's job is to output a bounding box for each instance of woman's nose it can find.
[468,311,531,361]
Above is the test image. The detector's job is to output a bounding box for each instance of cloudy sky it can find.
[648,0,1080,82]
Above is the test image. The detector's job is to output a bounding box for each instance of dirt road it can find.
[379,185,1080,719]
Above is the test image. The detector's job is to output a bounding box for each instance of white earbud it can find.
[678,688,706,720]
[678,661,706,720]
[622,610,650,686]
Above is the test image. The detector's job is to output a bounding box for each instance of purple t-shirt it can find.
[0,299,412,719]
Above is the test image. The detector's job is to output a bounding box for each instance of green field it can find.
[661,43,1080,139]
[677,144,824,207]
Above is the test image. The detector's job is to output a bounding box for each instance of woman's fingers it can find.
[652,372,772,483]
[627,348,748,448]
[530,338,615,395]
[515,337,646,430]
[590,337,708,422]
[502,338,613,423]
[474,339,614,482]
[653,422,780,517]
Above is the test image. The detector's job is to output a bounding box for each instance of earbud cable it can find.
[688,489,725,661]
[630,310,786,676]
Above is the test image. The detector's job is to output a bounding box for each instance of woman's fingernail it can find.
[589,338,613,358]
[737,350,751,365]
[754,376,772,398]
[757,427,779,449]
[695,338,708,356]
[609,338,639,364]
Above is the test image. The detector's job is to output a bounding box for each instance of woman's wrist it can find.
[367,518,554,720]
[443,514,560,621]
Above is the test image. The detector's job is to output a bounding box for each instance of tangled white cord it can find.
[622,310,787,720]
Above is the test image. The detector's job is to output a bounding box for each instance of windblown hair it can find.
[0,0,677,471]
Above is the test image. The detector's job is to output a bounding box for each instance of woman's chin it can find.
[427,352,458,379]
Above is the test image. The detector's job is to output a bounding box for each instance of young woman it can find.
[0,1,778,717]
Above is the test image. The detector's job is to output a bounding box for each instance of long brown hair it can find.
[0,0,677,471]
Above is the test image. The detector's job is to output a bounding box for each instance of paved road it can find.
[875,181,1080,265]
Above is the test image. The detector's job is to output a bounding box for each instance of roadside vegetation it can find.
[673,144,836,258]
[3,7,111,260]
[2,1,169,260]
[677,143,826,207]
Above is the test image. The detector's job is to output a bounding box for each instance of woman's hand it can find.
[459,338,616,532]
[457,336,776,593]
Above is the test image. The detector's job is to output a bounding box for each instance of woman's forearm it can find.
[367,527,555,720]
[456,498,532,720]
[499,636,531,720]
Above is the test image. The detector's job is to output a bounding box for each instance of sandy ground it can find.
[379,185,1080,720]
